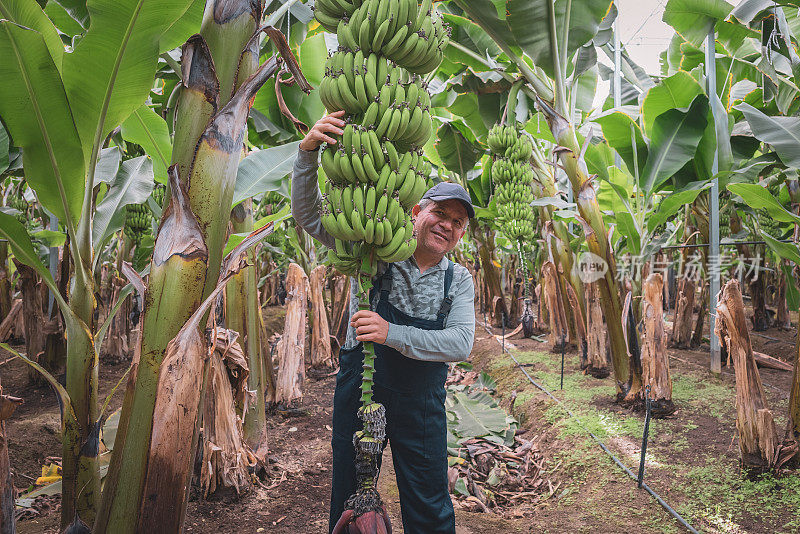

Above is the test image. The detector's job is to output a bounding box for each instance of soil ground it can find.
[6,304,800,533]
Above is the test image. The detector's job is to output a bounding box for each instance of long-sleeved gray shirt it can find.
[291,147,475,362]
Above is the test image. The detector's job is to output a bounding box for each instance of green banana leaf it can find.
[505,0,612,78]
[0,212,59,296]
[44,2,86,39]
[762,232,800,264]
[436,122,484,177]
[648,180,713,233]
[50,0,89,29]
[736,102,800,168]
[640,94,709,194]
[61,0,194,161]
[595,108,648,176]
[94,147,123,185]
[0,122,8,175]
[158,0,204,53]
[120,104,172,183]
[662,0,734,47]
[727,183,800,224]
[92,156,156,254]
[641,71,704,137]
[233,141,301,207]
[0,21,85,225]
[0,0,65,67]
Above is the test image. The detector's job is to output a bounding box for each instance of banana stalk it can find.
[226,199,269,458]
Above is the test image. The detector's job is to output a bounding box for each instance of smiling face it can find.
[412,199,469,257]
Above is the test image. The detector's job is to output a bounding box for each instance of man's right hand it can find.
[299,110,346,152]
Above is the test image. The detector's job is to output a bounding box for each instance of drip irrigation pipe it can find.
[481,322,701,534]
[657,240,782,251]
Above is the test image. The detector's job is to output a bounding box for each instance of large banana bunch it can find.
[758,209,784,239]
[8,194,28,224]
[152,183,166,208]
[124,203,152,246]
[314,0,446,277]
[487,124,535,241]
[256,193,286,247]
[314,0,446,526]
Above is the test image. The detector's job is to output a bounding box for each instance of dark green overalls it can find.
[329,261,456,534]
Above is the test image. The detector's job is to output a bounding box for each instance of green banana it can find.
[337,210,357,240]
[362,101,379,127]
[376,221,405,257]
[342,185,354,215]
[337,74,361,113]
[354,73,369,109]
[384,140,399,169]
[338,147,356,184]
[363,151,380,183]
[386,171,398,196]
[382,24,408,56]
[351,208,366,239]
[353,185,365,220]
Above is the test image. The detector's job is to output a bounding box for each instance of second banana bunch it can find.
[314,0,449,277]
[486,124,536,242]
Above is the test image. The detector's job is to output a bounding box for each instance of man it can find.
[292,110,475,534]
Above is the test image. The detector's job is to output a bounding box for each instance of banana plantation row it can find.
[1,0,800,532]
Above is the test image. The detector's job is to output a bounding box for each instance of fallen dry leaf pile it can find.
[445,363,555,517]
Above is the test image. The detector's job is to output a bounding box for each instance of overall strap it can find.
[436,260,455,320]
[379,262,394,302]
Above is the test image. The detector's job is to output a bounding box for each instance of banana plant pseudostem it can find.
[454,0,636,398]
[95,2,310,531]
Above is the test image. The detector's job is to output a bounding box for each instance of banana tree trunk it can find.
[691,283,708,348]
[532,156,586,324]
[275,263,308,406]
[42,244,69,375]
[670,277,696,348]
[549,121,630,395]
[716,280,779,472]
[474,225,508,326]
[96,3,302,529]
[775,265,790,330]
[15,263,46,385]
[641,274,675,416]
[0,243,11,323]
[62,264,99,528]
[585,281,609,378]
[0,383,21,534]
[226,199,268,460]
[690,194,710,348]
[309,265,334,368]
[541,261,568,351]
[730,212,770,331]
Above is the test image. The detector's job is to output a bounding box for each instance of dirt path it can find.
[7,305,800,533]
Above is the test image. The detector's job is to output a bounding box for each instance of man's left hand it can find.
[351,311,389,344]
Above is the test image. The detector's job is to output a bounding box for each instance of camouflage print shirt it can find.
[291,148,475,362]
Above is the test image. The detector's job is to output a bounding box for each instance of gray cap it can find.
[421,182,475,218]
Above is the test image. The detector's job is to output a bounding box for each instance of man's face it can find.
[412,199,469,256]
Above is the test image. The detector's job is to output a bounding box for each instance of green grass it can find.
[677,456,800,532]
[483,347,800,533]
[671,373,733,419]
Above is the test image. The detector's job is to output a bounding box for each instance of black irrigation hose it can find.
[657,240,780,250]
[482,323,701,534]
